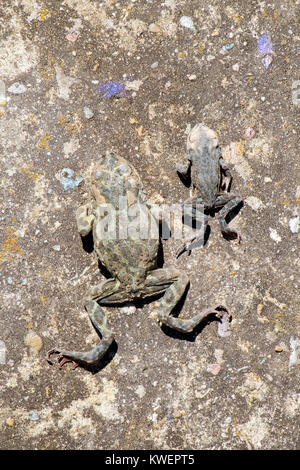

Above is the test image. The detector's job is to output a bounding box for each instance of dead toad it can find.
[47,152,229,369]
[176,123,243,256]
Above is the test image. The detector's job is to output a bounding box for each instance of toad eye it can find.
[94,170,102,180]
[117,164,131,176]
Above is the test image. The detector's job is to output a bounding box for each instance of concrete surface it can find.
[0,0,299,450]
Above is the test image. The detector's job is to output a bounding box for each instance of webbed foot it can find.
[46,349,80,369]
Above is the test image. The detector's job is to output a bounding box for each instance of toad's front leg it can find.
[75,202,95,237]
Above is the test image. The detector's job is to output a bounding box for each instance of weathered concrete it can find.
[0,0,299,449]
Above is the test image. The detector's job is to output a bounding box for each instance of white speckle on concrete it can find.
[149,412,158,423]
[288,216,299,234]
[29,410,39,421]
[63,136,80,159]
[289,337,300,369]
[135,385,146,398]
[179,16,195,30]
[54,65,78,100]
[237,414,269,449]
[246,196,264,211]
[8,82,27,94]
[83,106,94,119]
[0,16,38,78]
[52,245,61,251]
[284,393,300,417]
[269,228,281,243]
[120,305,136,315]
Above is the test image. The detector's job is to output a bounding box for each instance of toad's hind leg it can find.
[47,278,124,369]
[145,267,228,334]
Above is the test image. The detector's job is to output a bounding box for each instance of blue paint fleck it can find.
[257,34,273,55]
[97,81,126,99]
[58,168,83,191]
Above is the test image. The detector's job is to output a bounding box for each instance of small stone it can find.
[148,23,161,33]
[262,55,273,69]
[83,106,94,119]
[264,177,272,183]
[224,43,234,50]
[8,82,27,94]
[151,61,158,69]
[7,277,13,284]
[29,411,39,421]
[52,245,60,251]
[288,216,299,234]
[66,32,78,42]
[6,418,15,427]
[232,63,240,71]
[179,16,195,30]
[187,74,197,81]
[245,127,255,138]
[246,196,264,211]
[275,346,283,353]
[269,228,281,243]
[21,278,27,286]
[207,363,221,375]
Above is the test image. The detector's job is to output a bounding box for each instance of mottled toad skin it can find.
[176,124,243,256]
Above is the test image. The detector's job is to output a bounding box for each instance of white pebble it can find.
[246,196,264,211]
[179,16,195,30]
[8,82,27,94]
[83,106,94,119]
[52,245,61,251]
[269,228,281,243]
[288,216,299,233]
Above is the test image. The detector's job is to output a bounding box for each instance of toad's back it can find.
[95,237,159,285]
[188,124,221,208]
